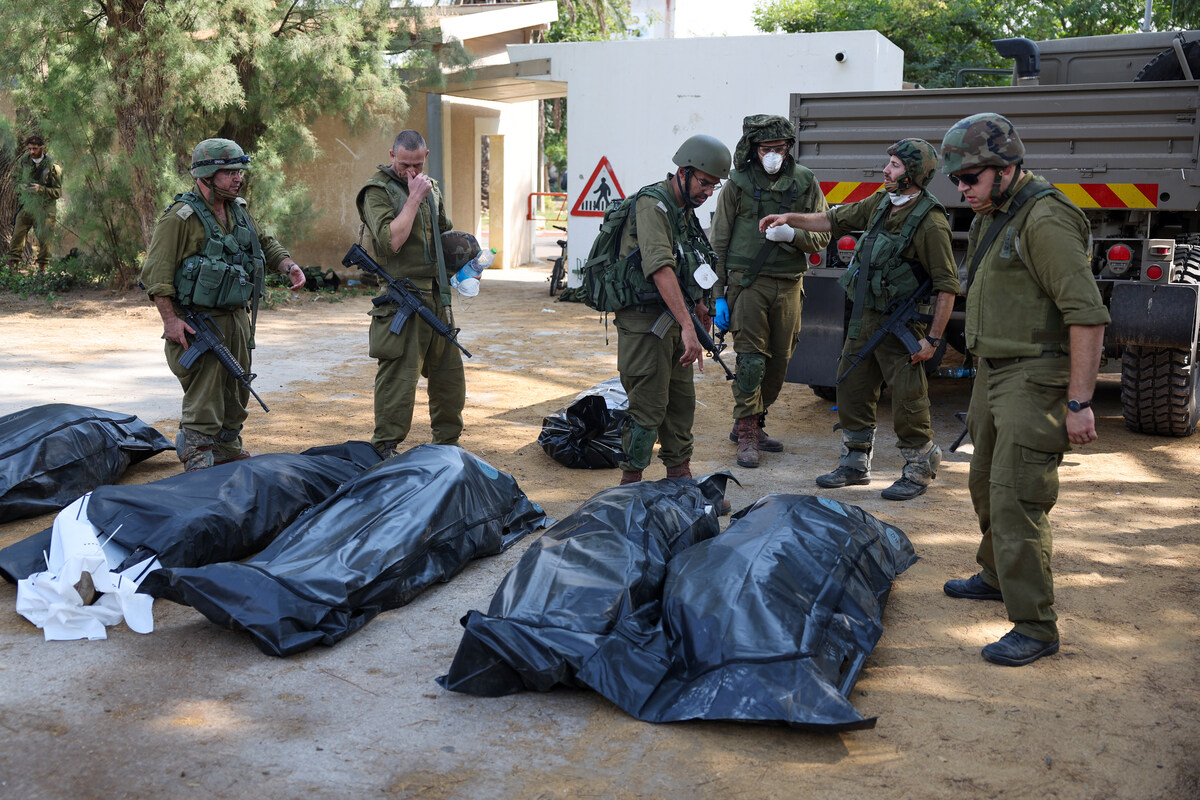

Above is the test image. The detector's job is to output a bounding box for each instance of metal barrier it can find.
[527,192,568,222]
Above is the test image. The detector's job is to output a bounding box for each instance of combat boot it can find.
[727,412,784,453]
[881,441,942,501]
[815,429,873,488]
[175,428,216,472]
[619,470,643,485]
[667,459,731,516]
[734,416,760,468]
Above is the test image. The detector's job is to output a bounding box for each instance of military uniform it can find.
[826,189,958,455]
[357,166,465,450]
[141,191,290,460]
[710,156,829,423]
[7,151,62,268]
[614,179,713,473]
[964,171,1110,643]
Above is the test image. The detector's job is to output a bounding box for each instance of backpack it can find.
[580,185,677,312]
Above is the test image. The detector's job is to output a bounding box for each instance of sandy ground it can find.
[0,267,1198,800]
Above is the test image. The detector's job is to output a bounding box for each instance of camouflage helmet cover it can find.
[886,138,939,190]
[672,134,732,180]
[441,230,481,271]
[940,113,1025,174]
[190,138,251,179]
[733,114,796,170]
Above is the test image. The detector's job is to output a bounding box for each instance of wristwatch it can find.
[926,336,942,348]
[1067,399,1092,412]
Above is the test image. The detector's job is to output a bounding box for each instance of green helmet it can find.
[441,230,480,271]
[886,138,939,191]
[733,114,796,170]
[673,134,731,180]
[940,113,1025,174]
[190,138,251,179]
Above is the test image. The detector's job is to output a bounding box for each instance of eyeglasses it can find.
[948,167,990,188]
[694,176,722,191]
[756,144,791,156]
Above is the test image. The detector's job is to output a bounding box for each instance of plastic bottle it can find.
[936,366,976,379]
[451,248,497,298]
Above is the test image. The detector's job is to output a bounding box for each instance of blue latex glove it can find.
[714,297,730,331]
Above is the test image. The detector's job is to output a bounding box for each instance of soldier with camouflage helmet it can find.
[614,133,731,503]
[709,114,830,469]
[356,129,466,457]
[939,112,1109,667]
[761,137,958,500]
[140,137,305,471]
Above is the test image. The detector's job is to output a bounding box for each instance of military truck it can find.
[787,30,1200,437]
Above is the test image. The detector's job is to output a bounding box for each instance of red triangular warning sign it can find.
[570,157,626,218]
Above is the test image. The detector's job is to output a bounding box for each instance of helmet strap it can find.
[200,174,240,201]
[675,167,699,209]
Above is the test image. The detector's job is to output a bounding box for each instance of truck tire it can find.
[1121,347,1198,436]
[1134,40,1200,82]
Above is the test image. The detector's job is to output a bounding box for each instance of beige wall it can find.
[288,92,539,274]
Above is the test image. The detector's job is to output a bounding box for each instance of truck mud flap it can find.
[1106,282,1199,352]
[786,273,846,386]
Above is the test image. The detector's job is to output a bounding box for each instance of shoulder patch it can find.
[175,204,195,220]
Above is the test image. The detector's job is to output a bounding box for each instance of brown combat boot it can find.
[755,412,784,452]
[665,460,692,479]
[619,470,643,485]
[735,416,760,468]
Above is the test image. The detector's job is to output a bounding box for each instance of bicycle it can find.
[548,225,567,296]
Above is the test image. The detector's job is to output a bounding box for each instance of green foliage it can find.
[0,0,451,289]
[0,250,104,300]
[752,0,1173,87]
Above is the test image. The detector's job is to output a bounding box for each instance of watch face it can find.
[1068,400,1090,412]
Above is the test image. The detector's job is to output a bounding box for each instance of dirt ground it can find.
[1,267,1198,800]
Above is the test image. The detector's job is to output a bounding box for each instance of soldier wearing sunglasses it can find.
[939,113,1109,667]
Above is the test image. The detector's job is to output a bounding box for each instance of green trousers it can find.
[727,274,803,420]
[368,293,465,449]
[165,308,250,459]
[614,308,695,471]
[7,209,55,268]
[967,355,1070,642]
[835,308,932,450]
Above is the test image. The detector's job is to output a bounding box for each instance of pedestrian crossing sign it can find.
[571,156,626,217]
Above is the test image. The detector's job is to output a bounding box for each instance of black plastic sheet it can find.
[0,404,172,523]
[438,474,729,695]
[142,445,549,657]
[0,442,381,583]
[537,378,628,469]
[441,492,917,731]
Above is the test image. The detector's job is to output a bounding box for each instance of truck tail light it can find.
[837,235,857,265]
[1145,264,1165,281]
[1148,243,1173,258]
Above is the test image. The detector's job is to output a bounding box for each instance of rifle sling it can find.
[965,181,1056,291]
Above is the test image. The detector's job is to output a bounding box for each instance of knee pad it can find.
[622,420,658,470]
[735,353,767,394]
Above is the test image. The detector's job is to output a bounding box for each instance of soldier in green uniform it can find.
[615,134,731,488]
[356,129,465,457]
[940,113,1109,667]
[7,134,62,270]
[141,138,305,471]
[762,139,958,500]
[709,114,830,469]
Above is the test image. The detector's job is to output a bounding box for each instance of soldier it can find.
[356,129,465,457]
[940,113,1109,666]
[615,134,731,490]
[761,139,958,500]
[7,134,62,270]
[709,114,830,468]
[140,138,305,471]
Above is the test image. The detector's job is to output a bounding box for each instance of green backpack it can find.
[580,185,676,312]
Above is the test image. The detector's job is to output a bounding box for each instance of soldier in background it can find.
[7,134,62,270]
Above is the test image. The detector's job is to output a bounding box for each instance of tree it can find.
[751,0,1196,88]
[0,1,456,286]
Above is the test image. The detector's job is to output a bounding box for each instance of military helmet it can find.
[886,138,939,190]
[441,230,481,271]
[673,134,731,180]
[190,138,251,179]
[940,113,1025,174]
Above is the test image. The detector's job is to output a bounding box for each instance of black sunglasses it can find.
[948,166,990,188]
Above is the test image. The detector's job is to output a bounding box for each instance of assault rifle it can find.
[641,286,736,381]
[179,309,270,412]
[836,278,933,385]
[342,243,472,359]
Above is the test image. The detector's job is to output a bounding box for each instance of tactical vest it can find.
[965,175,1090,357]
[619,183,715,309]
[723,164,813,275]
[838,191,944,313]
[172,192,264,311]
[355,168,444,280]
